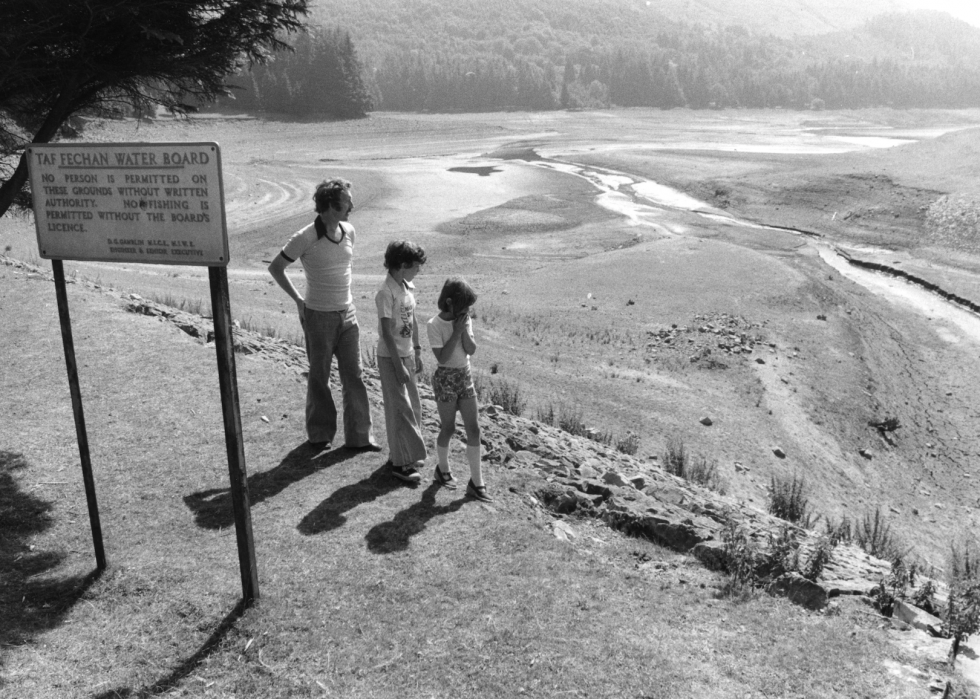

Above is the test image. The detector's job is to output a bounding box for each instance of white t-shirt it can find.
[375,274,416,358]
[427,314,471,369]
[281,219,354,312]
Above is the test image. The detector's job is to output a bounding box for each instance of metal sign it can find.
[26,141,257,605]
[26,142,229,266]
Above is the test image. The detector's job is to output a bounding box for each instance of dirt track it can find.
[3,108,980,565]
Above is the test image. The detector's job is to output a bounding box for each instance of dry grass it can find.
[0,263,930,699]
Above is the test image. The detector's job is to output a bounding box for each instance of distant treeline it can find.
[216,29,372,117]
[217,11,980,116]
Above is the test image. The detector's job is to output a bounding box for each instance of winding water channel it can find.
[520,149,980,346]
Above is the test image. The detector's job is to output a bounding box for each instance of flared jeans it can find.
[377,355,427,467]
[303,306,374,447]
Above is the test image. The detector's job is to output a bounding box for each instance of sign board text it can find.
[27,142,229,266]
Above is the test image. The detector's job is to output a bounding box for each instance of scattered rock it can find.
[817,314,827,321]
[700,416,713,426]
[858,448,873,460]
[892,600,943,636]
[691,541,728,571]
[755,357,766,364]
[766,573,827,610]
[773,447,786,459]
[602,471,631,488]
[552,520,577,541]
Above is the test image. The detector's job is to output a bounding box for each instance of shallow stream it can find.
[521,139,980,346]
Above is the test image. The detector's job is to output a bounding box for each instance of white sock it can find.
[467,445,483,487]
[437,445,450,470]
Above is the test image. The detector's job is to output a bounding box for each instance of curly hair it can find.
[313,178,352,214]
[383,240,427,270]
[437,277,477,313]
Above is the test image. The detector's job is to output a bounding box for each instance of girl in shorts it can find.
[426,277,491,502]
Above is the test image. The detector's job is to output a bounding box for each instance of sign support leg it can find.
[208,265,259,605]
[52,259,106,571]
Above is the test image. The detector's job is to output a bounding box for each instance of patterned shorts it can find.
[432,366,476,404]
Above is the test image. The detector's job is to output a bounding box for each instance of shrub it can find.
[615,431,640,456]
[487,378,526,416]
[768,474,814,527]
[854,508,905,561]
[473,373,525,416]
[662,437,687,476]
[944,539,980,661]
[823,514,852,545]
[534,403,556,426]
[533,401,640,454]
[556,403,586,435]
[944,581,980,662]
[722,522,758,595]
[685,455,727,494]
[948,539,980,581]
[802,535,835,582]
[661,437,726,493]
[911,579,938,616]
[723,523,835,593]
[764,524,801,578]
[871,559,914,616]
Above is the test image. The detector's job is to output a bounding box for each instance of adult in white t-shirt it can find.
[268,179,380,454]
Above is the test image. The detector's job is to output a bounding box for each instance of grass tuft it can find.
[146,291,208,316]
[768,474,814,528]
[615,431,640,456]
[473,373,526,416]
[854,507,905,561]
[661,437,726,493]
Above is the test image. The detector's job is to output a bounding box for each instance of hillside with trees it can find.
[216,28,372,117]
[217,0,980,115]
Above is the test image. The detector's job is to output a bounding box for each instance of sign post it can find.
[27,142,258,605]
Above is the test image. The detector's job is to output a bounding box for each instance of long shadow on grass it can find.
[183,443,356,530]
[0,451,103,656]
[297,462,408,535]
[364,483,465,554]
[92,599,246,699]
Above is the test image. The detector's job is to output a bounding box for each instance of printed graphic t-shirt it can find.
[375,274,416,358]
[426,315,472,369]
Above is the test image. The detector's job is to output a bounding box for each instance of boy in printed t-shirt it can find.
[375,241,428,483]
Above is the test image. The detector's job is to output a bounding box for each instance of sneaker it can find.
[465,479,493,503]
[308,440,331,453]
[391,463,422,484]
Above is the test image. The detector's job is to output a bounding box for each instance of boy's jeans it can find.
[377,355,427,467]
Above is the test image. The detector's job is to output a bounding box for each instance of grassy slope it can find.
[0,261,934,698]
